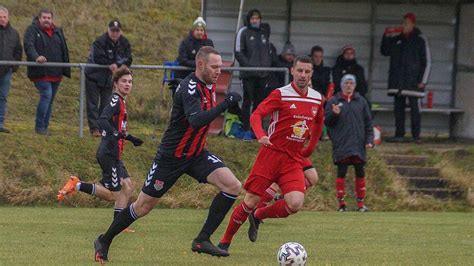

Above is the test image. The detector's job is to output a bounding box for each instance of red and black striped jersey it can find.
[158,74,217,159]
[97,92,127,159]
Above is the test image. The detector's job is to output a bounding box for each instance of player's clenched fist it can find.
[224,92,242,106]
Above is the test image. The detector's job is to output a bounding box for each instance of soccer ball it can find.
[277,242,308,266]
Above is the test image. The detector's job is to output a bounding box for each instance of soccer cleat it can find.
[57,176,80,201]
[94,234,110,264]
[337,205,347,212]
[217,242,230,252]
[248,211,261,242]
[358,206,369,212]
[191,239,229,257]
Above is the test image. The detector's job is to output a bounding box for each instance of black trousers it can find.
[241,77,267,131]
[394,95,421,139]
[86,78,113,131]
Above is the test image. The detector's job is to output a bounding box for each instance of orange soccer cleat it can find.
[57,176,80,201]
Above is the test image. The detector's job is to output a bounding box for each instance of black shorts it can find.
[97,156,130,192]
[141,150,226,198]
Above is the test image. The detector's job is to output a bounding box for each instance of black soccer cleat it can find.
[191,239,229,257]
[248,211,261,242]
[94,234,110,264]
[217,242,230,252]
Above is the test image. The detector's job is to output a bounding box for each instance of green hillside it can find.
[0,1,471,211]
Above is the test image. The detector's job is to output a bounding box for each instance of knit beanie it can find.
[281,42,296,56]
[192,17,206,30]
[340,74,357,88]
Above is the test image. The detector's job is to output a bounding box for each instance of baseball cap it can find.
[108,20,122,30]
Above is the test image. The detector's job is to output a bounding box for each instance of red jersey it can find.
[251,82,324,157]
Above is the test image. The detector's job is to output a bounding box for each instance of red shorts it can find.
[302,158,313,171]
[244,147,305,196]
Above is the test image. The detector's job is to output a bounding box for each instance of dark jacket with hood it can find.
[85,33,132,87]
[235,9,272,79]
[311,61,331,96]
[325,92,373,163]
[332,55,367,97]
[0,23,22,78]
[380,27,431,98]
[176,31,214,79]
[23,17,70,80]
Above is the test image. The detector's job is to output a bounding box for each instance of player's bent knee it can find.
[227,179,242,195]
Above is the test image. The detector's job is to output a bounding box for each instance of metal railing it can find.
[0,60,289,137]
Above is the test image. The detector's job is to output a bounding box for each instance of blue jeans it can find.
[35,81,60,130]
[0,70,13,128]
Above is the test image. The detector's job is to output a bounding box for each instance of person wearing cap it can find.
[325,74,374,212]
[23,8,70,135]
[175,17,214,79]
[332,45,368,99]
[235,9,272,141]
[85,19,132,137]
[265,41,295,96]
[381,12,431,143]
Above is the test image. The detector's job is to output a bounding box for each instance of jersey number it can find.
[207,155,222,164]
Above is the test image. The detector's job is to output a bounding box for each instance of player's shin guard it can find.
[355,177,366,208]
[113,208,123,220]
[196,192,237,242]
[255,186,277,209]
[254,199,295,220]
[336,177,346,207]
[78,182,96,196]
[101,204,139,244]
[220,202,252,244]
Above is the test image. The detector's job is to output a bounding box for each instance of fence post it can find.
[284,68,290,85]
[79,65,86,138]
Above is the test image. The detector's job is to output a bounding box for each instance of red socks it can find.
[255,186,278,209]
[355,177,366,208]
[220,202,252,244]
[336,177,346,207]
[255,199,295,220]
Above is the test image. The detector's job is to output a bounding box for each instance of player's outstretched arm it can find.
[185,91,242,129]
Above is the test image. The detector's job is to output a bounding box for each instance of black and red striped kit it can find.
[142,74,226,198]
[97,92,130,191]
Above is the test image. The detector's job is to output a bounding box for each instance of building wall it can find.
[454,4,474,138]
[204,0,458,135]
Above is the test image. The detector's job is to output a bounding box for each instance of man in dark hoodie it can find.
[0,6,22,134]
[310,45,331,96]
[381,13,431,143]
[24,8,70,135]
[235,9,272,141]
[332,45,368,98]
[85,20,133,137]
[176,17,214,79]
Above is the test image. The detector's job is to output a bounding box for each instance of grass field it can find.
[0,207,472,265]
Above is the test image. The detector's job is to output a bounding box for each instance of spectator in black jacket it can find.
[24,8,70,135]
[0,6,22,133]
[235,9,272,141]
[381,13,431,143]
[310,45,331,96]
[265,42,295,96]
[325,74,373,212]
[332,45,368,98]
[176,17,214,79]
[85,20,132,137]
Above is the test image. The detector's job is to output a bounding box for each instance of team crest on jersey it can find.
[311,106,318,116]
[291,120,309,139]
[154,180,164,191]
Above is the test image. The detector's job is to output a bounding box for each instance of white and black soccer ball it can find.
[277,242,308,266]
